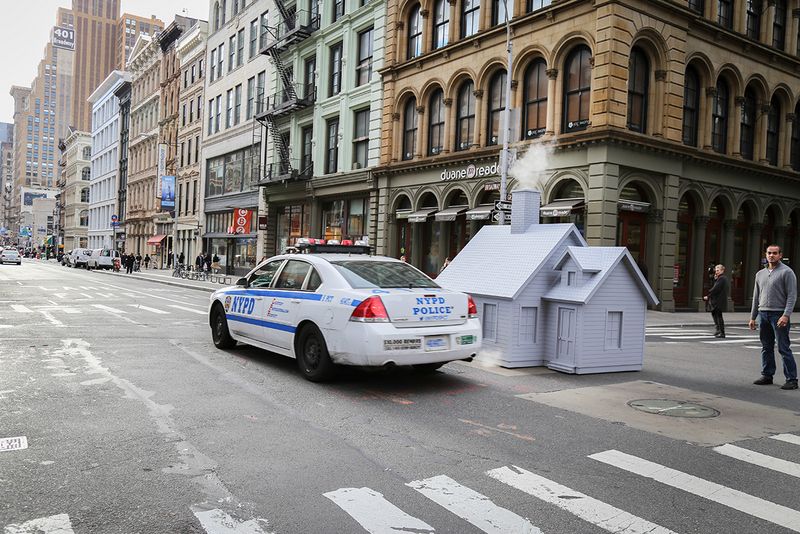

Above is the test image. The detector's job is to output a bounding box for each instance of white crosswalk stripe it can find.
[128,304,170,314]
[407,474,540,533]
[169,304,206,315]
[3,513,75,533]
[92,304,127,314]
[713,443,800,478]
[10,305,32,313]
[772,433,800,446]
[191,508,272,534]
[324,487,435,533]
[589,449,800,532]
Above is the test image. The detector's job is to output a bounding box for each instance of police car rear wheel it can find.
[297,326,335,382]
[211,307,236,349]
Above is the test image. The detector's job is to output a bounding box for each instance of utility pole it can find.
[498,0,514,225]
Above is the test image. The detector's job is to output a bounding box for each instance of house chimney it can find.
[510,189,541,234]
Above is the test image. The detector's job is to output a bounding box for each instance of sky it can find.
[0,0,209,124]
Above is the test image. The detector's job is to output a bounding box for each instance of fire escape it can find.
[253,2,319,183]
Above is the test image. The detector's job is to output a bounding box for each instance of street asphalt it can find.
[1,259,799,534]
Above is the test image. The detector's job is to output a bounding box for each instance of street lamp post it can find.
[498,0,514,225]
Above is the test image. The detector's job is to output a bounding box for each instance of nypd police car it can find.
[208,244,481,381]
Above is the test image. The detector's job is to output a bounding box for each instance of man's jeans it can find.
[759,311,797,381]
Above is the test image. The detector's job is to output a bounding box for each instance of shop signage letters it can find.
[440,162,500,181]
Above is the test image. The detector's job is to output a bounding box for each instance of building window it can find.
[740,87,757,160]
[208,99,214,134]
[773,0,787,49]
[228,35,236,71]
[301,125,313,173]
[682,67,700,146]
[356,27,374,86]
[81,167,90,180]
[486,70,507,146]
[215,95,222,132]
[256,71,266,113]
[325,117,339,174]
[523,59,547,139]
[249,19,258,58]
[247,77,255,119]
[333,0,344,22]
[237,29,245,67]
[746,0,761,40]
[205,145,257,197]
[627,47,649,133]
[407,5,422,60]
[563,45,592,133]
[519,306,537,344]
[688,0,704,13]
[402,99,417,160]
[79,210,89,226]
[712,79,729,154]
[234,84,242,125]
[605,311,623,349]
[766,96,781,165]
[482,303,497,341]
[213,1,221,31]
[433,0,449,49]
[304,56,316,99]
[456,80,475,151]
[353,108,370,169]
[526,0,551,12]
[428,89,445,155]
[217,43,225,78]
[491,0,507,26]
[717,0,732,29]
[226,89,233,128]
[329,42,343,96]
[259,11,268,50]
[80,187,89,202]
[461,0,480,38]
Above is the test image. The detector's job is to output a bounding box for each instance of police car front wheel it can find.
[296,325,336,382]
[211,306,236,349]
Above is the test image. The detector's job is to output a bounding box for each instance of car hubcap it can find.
[214,315,224,340]
[305,338,320,370]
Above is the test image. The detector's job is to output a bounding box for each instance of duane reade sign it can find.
[439,151,518,182]
[52,27,75,50]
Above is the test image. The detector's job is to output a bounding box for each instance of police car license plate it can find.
[425,335,449,351]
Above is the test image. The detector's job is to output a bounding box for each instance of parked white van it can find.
[68,248,92,268]
[87,249,120,270]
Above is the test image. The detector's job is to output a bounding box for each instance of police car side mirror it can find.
[235,277,249,287]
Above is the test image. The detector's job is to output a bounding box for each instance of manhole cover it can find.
[627,399,720,418]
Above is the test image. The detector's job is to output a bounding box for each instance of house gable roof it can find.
[435,223,587,299]
[544,247,659,305]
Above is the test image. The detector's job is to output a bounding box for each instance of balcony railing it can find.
[258,158,313,185]
[255,83,316,120]
[260,10,320,53]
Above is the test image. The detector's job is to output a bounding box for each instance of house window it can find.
[523,59,547,139]
[766,97,781,166]
[627,47,649,133]
[461,0,480,38]
[740,87,757,160]
[428,89,445,155]
[408,5,422,60]
[356,27,374,86]
[567,271,576,286]
[717,0,732,29]
[712,79,729,153]
[526,0,551,12]
[563,45,592,133]
[519,306,537,344]
[353,108,369,169]
[432,0,449,49]
[482,303,497,341]
[773,0,787,49]
[605,311,623,349]
[491,0,507,26]
[402,99,417,160]
[325,116,339,174]
[682,67,700,147]
[486,70,507,146]
[456,80,475,151]
[79,210,89,226]
[745,0,761,40]
[329,42,343,96]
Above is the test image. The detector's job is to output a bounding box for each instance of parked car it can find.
[61,249,73,266]
[0,248,22,265]
[67,248,92,268]
[87,248,121,270]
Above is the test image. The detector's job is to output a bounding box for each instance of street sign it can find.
[111,214,118,222]
[111,222,120,227]
[495,200,512,211]
[493,211,504,222]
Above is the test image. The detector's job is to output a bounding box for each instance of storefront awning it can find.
[465,205,494,221]
[540,198,585,217]
[618,200,651,213]
[408,209,438,223]
[147,234,167,245]
[395,210,412,220]
[434,206,468,222]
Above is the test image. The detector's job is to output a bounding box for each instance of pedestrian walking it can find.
[195,252,204,272]
[178,251,185,267]
[144,254,151,269]
[749,244,798,390]
[125,253,134,274]
[135,253,142,272]
[212,253,221,274]
[204,252,212,273]
[703,264,729,338]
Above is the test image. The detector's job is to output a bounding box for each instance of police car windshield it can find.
[330,261,439,289]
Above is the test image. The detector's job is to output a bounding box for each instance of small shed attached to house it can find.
[542,246,659,374]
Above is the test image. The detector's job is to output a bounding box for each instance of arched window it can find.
[81,167,91,181]
[627,47,649,133]
[80,188,90,203]
[213,2,220,30]
[407,5,422,60]
[563,45,592,133]
[82,146,91,159]
[745,0,762,40]
[792,101,800,171]
[682,66,700,146]
[486,70,507,146]
[523,59,547,139]
[711,79,729,153]
[79,210,89,227]
[432,0,449,50]
[461,0,480,38]
[766,96,781,165]
[428,89,445,155]
[402,98,418,160]
[220,0,227,27]
[740,87,757,160]
[773,0,787,49]
[232,0,239,16]
[456,80,475,151]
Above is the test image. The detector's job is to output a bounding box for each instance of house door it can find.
[556,307,576,362]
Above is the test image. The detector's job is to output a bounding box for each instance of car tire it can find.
[296,325,336,382]
[412,362,446,373]
[211,305,236,349]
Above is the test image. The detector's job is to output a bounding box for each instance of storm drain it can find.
[627,399,720,418]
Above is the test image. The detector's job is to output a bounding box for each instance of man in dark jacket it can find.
[704,264,730,338]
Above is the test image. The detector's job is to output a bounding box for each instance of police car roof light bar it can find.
[298,243,371,255]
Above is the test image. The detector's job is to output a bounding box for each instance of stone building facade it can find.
[59,128,91,250]
[377,0,800,311]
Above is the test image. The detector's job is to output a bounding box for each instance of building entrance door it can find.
[616,211,646,263]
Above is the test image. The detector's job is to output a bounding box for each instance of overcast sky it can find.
[0,0,209,124]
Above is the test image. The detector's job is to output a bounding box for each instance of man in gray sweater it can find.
[749,244,798,390]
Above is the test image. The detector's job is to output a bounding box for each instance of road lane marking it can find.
[191,508,273,534]
[702,338,760,344]
[324,487,435,534]
[169,305,206,315]
[487,465,677,534]
[92,281,208,307]
[96,292,115,298]
[408,474,540,533]
[771,434,800,446]
[80,293,93,299]
[589,449,800,532]
[92,304,127,314]
[128,304,170,314]
[713,444,800,478]
[2,513,75,533]
[11,305,32,313]
[0,436,28,452]
[38,311,64,327]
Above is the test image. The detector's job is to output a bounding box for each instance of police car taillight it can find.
[467,295,478,319]
[350,296,390,323]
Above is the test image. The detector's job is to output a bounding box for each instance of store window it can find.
[205,146,257,197]
[322,198,368,242]
[276,204,309,253]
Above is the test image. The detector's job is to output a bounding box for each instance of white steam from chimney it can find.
[509,143,554,190]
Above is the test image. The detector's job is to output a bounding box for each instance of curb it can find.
[93,269,217,293]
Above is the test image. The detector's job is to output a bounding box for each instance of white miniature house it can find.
[436,189,658,374]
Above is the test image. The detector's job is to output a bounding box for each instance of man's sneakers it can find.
[781,380,799,390]
[753,376,773,385]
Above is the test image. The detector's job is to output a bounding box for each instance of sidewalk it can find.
[92,265,230,293]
